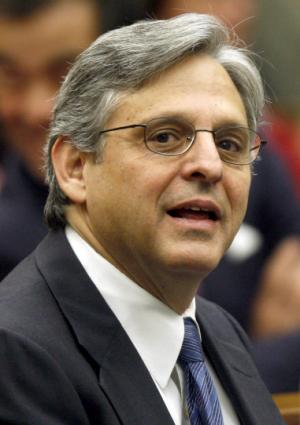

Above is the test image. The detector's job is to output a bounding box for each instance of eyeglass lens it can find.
[145,117,261,164]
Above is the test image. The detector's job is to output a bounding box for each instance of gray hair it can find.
[44,13,265,229]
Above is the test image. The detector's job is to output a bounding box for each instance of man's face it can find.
[81,55,251,297]
[0,1,99,179]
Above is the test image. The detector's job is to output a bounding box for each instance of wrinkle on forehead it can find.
[105,54,248,129]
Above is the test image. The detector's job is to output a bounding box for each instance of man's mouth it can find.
[168,206,218,221]
[166,200,221,222]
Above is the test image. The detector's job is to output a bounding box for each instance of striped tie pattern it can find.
[178,318,224,425]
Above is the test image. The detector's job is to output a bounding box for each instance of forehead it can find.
[0,1,99,71]
[108,54,248,128]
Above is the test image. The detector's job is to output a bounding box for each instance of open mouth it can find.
[167,206,218,221]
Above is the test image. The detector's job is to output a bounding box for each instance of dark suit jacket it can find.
[0,230,284,424]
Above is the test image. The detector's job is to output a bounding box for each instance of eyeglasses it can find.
[99,116,267,165]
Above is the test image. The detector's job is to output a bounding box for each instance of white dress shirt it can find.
[66,226,240,425]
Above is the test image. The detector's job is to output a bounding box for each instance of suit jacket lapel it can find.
[196,297,281,425]
[99,325,175,425]
[35,230,175,425]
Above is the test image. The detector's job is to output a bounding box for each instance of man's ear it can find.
[51,136,88,204]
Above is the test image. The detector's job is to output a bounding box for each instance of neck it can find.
[66,208,204,315]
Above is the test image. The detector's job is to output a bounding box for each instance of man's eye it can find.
[217,138,243,152]
[151,129,181,144]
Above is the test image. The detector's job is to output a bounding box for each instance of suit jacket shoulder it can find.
[0,230,174,425]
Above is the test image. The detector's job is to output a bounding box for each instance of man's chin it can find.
[164,253,222,279]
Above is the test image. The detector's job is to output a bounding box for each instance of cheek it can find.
[85,163,147,230]
[228,171,251,228]
[87,144,179,231]
[114,152,177,211]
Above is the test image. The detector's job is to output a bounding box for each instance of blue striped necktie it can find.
[178,318,224,425]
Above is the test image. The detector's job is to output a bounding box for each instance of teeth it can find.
[184,207,208,212]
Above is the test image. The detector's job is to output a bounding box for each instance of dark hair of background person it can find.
[0,0,102,29]
[0,0,59,17]
[0,0,151,47]
[99,0,150,32]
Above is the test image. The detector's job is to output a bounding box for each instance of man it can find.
[0,14,284,424]
[0,0,102,279]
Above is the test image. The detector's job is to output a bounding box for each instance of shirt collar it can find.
[65,226,196,389]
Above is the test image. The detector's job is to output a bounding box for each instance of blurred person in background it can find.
[150,0,300,393]
[0,0,102,280]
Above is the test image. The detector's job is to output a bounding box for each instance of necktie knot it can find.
[179,318,204,364]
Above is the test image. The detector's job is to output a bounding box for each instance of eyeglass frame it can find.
[98,116,267,165]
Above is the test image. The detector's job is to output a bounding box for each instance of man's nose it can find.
[179,131,223,183]
[22,79,55,127]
